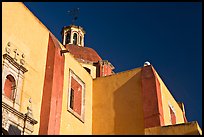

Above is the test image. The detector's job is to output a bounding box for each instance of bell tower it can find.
[61,25,86,47]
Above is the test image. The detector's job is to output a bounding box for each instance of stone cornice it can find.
[3,54,28,73]
[2,102,38,125]
[99,60,115,70]
[61,25,86,34]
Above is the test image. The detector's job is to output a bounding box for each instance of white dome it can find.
[144,61,151,66]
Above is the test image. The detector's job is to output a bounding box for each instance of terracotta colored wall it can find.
[39,34,64,135]
[169,106,176,125]
[2,2,50,134]
[93,68,144,135]
[141,65,164,128]
[98,63,113,77]
[103,64,112,76]
[60,53,93,135]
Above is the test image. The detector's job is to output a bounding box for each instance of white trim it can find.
[168,101,177,124]
[2,54,26,111]
[168,101,176,113]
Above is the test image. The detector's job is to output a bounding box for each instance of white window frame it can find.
[168,101,177,124]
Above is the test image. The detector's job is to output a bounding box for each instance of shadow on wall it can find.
[8,124,21,135]
[113,72,145,135]
[2,128,9,135]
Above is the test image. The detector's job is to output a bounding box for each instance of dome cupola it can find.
[61,25,85,47]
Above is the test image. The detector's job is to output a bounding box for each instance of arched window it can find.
[4,75,16,101]
[65,32,70,44]
[73,33,77,45]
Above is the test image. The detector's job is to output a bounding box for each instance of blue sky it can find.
[24,2,202,128]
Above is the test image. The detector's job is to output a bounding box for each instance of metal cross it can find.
[67,8,80,25]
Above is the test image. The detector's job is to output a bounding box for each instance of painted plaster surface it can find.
[60,52,93,135]
[2,2,201,135]
[2,2,50,134]
[153,67,185,125]
[93,68,144,135]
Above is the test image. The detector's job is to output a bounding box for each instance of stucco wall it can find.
[92,68,144,135]
[60,53,93,134]
[153,68,185,125]
[2,2,50,134]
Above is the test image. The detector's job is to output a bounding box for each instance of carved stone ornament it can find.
[5,42,26,66]
[2,108,9,128]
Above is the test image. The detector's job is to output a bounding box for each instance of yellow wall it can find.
[2,2,51,134]
[92,68,144,135]
[153,68,185,125]
[3,2,93,135]
[60,52,93,135]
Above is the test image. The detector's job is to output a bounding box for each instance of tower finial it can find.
[67,8,80,25]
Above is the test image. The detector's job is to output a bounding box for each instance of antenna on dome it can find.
[67,8,80,25]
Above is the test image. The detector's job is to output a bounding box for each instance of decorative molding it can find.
[2,108,9,128]
[62,25,86,34]
[2,102,38,125]
[99,60,115,70]
[3,54,28,73]
[5,42,26,66]
[2,101,38,135]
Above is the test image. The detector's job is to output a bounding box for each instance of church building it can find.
[2,2,202,135]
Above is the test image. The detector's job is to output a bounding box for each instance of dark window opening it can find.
[8,125,21,135]
[84,67,91,74]
[80,36,82,45]
[73,33,77,45]
[65,32,70,44]
[70,88,74,109]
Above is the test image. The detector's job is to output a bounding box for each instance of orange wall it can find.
[93,68,144,134]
